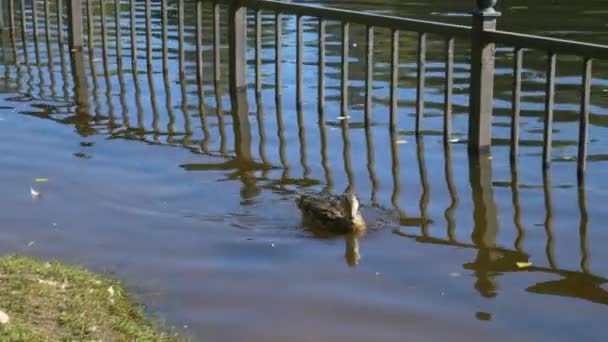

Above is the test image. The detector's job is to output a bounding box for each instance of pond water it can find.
[1,0,608,340]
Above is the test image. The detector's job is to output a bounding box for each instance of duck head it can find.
[341,189,361,223]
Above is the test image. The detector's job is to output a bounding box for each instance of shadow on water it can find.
[2,0,608,338]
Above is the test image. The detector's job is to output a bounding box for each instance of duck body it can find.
[297,192,366,234]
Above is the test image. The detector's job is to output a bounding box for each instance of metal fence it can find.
[2,0,607,179]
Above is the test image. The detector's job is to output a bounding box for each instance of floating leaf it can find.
[516,261,532,269]
[35,178,49,183]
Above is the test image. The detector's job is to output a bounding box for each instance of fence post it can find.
[228,0,252,162]
[67,0,83,50]
[228,0,247,93]
[0,0,12,63]
[468,0,500,154]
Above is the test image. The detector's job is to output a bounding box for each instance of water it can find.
[1,0,608,340]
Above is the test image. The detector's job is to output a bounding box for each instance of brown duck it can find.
[296,189,366,234]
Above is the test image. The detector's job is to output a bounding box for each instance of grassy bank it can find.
[0,255,176,341]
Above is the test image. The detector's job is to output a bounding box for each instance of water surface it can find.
[1,0,608,340]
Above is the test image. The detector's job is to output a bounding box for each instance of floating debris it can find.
[337,116,350,120]
[395,139,407,144]
[516,261,533,269]
[35,178,49,183]
[448,138,460,143]
[30,187,41,198]
[449,272,461,278]
[27,241,35,247]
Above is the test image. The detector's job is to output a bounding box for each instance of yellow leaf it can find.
[516,261,532,269]
[35,178,49,183]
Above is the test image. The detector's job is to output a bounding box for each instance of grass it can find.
[0,255,178,341]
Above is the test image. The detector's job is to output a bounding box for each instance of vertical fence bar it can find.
[86,0,93,51]
[100,0,111,109]
[57,0,64,44]
[32,0,40,63]
[213,0,220,85]
[196,0,203,86]
[196,0,209,147]
[468,2,499,154]
[19,0,29,63]
[364,25,374,127]
[114,0,122,69]
[4,0,19,64]
[443,37,454,143]
[99,0,107,60]
[46,0,56,96]
[340,21,349,115]
[543,52,556,168]
[510,47,523,162]
[43,0,51,47]
[389,29,398,133]
[255,9,261,93]
[577,57,592,181]
[129,0,137,72]
[178,0,184,77]
[415,32,426,133]
[275,12,282,97]
[8,0,17,63]
[161,0,167,73]
[296,14,303,109]
[32,0,39,42]
[145,0,152,69]
[318,18,325,114]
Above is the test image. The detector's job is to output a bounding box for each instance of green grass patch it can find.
[0,255,178,341]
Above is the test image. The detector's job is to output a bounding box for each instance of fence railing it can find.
[236,0,608,181]
[1,0,607,180]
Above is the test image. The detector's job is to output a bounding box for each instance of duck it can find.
[296,189,366,234]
